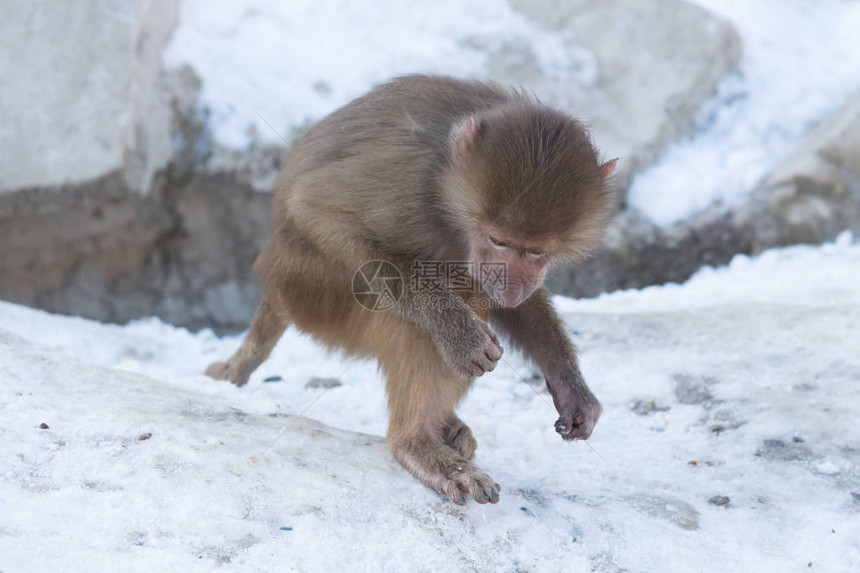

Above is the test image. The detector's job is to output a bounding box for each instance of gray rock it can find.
[0,0,179,193]
[0,0,273,331]
[627,495,699,530]
[709,410,746,434]
[548,207,752,297]
[0,169,271,332]
[673,373,715,405]
[631,398,670,416]
[708,495,730,507]
[739,91,860,250]
[305,377,343,390]
[755,438,814,462]
[550,91,860,298]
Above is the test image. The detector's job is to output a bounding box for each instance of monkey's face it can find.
[469,228,558,308]
[448,105,618,307]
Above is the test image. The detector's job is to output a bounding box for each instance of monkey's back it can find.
[293,75,512,175]
[272,76,518,259]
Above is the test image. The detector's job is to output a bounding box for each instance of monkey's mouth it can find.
[484,282,532,308]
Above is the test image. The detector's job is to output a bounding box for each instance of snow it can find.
[2,237,860,571]
[628,0,860,226]
[162,0,579,149]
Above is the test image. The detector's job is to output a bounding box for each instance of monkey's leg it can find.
[382,336,499,505]
[205,289,289,387]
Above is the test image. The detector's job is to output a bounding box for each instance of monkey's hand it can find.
[437,313,503,379]
[548,372,602,441]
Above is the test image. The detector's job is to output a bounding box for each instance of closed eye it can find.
[489,236,509,249]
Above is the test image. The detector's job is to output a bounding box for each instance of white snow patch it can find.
[554,231,860,314]
[163,0,581,149]
[628,0,860,226]
[815,461,841,476]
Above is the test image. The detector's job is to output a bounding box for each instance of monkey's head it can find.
[443,103,617,308]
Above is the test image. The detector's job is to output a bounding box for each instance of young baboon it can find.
[206,75,617,505]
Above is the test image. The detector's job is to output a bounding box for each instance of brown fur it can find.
[206,75,616,505]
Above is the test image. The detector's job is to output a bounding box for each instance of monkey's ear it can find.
[453,117,485,153]
[598,158,618,178]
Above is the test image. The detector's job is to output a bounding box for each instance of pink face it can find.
[469,231,554,308]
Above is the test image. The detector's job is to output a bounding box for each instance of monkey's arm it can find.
[489,287,601,440]
[395,273,503,380]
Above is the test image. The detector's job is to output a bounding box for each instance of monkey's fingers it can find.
[485,341,503,360]
[460,335,504,379]
[555,417,577,440]
[463,365,481,379]
[473,354,498,376]
[205,361,249,387]
[465,471,501,505]
[444,468,501,505]
[461,359,484,379]
[476,320,503,352]
[555,414,596,441]
[443,481,468,506]
[480,329,504,366]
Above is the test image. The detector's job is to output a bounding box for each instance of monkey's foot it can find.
[441,416,477,460]
[204,360,250,387]
[392,441,500,505]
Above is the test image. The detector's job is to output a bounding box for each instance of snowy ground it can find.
[164,0,860,227]
[2,236,859,572]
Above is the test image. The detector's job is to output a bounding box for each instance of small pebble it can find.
[673,374,714,405]
[312,80,331,96]
[39,423,49,430]
[631,398,670,416]
[305,377,342,389]
[264,375,283,383]
[708,495,730,507]
[138,432,152,441]
[279,526,293,531]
